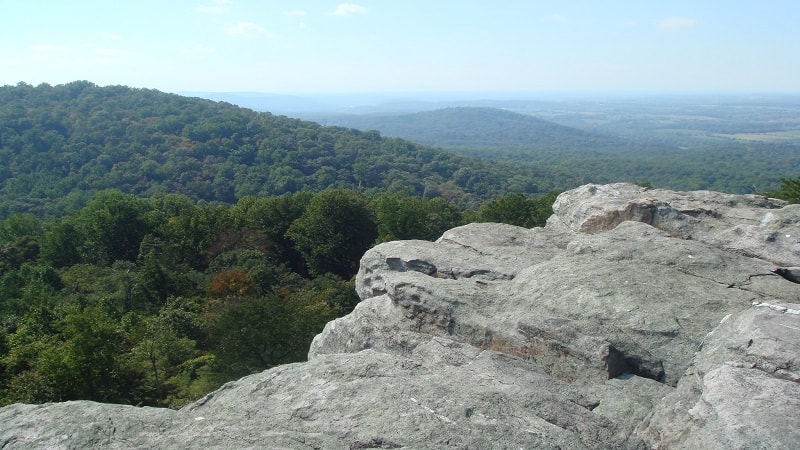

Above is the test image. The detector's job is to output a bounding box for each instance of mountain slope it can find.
[0,83,542,217]
[309,107,643,157]
[312,107,604,147]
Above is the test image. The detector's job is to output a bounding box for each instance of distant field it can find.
[713,130,800,142]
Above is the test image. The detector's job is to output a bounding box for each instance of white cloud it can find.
[658,17,699,32]
[197,0,231,14]
[284,10,307,17]
[29,45,72,63]
[30,44,71,53]
[99,31,122,40]
[227,21,272,38]
[334,3,369,16]
[549,13,567,23]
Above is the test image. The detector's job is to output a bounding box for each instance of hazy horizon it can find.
[172,89,800,115]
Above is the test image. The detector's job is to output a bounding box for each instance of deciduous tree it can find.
[286,189,377,278]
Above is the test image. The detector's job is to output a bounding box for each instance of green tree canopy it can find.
[74,190,156,264]
[766,175,800,203]
[369,192,463,242]
[475,191,559,228]
[286,189,377,278]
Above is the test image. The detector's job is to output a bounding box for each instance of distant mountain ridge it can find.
[309,106,631,154]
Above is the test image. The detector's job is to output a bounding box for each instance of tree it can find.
[127,311,198,406]
[206,289,335,377]
[39,304,126,402]
[150,197,232,270]
[207,248,292,294]
[475,191,559,228]
[39,219,81,268]
[134,236,178,309]
[75,190,155,264]
[369,192,463,243]
[208,269,257,299]
[286,189,377,278]
[0,214,42,272]
[766,176,800,203]
[230,192,312,266]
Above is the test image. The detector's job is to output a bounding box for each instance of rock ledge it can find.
[2,183,799,449]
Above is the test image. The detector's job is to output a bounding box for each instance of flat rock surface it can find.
[2,183,799,449]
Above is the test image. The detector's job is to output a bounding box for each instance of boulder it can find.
[635,302,800,449]
[2,183,799,449]
[550,183,798,266]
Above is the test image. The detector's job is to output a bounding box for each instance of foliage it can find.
[765,175,800,203]
[0,82,546,218]
[1,185,560,408]
[474,191,559,228]
[0,81,577,410]
[74,191,156,264]
[286,190,376,277]
[206,288,335,378]
[312,106,800,195]
[369,192,464,242]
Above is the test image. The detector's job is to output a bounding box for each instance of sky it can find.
[1,0,799,95]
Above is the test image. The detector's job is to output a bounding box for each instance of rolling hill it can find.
[0,82,549,218]
[302,106,800,193]
[309,106,634,156]
[2,82,798,220]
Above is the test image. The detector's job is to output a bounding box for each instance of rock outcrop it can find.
[2,183,799,449]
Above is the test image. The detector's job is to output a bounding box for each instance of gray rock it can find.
[0,401,178,449]
[636,302,800,449]
[0,341,640,449]
[550,182,798,266]
[593,374,674,441]
[2,183,799,449]
[342,219,795,387]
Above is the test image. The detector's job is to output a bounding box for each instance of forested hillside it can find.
[0,82,545,218]
[0,81,563,408]
[310,106,800,193]
[0,183,555,408]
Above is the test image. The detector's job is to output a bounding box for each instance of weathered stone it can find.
[593,374,674,441]
[0,340,642,449]
[3,183,799,449]
[341,219,795,387]
[550,182,798,266]
[635,302,800,449]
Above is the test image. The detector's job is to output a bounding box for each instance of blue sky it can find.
[1,1,798,94]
